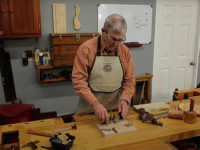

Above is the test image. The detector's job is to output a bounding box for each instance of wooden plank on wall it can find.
[53,3,67,33]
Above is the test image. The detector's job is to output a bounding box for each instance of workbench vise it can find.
[49,133,75,150]
[135,108,163,126]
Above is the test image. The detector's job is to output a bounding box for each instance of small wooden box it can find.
[49,33,99,67]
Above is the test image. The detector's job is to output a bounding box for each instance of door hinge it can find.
[38,24,41,30]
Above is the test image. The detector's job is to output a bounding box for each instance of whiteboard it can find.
[98,4,152,44]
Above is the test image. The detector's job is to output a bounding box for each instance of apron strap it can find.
[114,48,118,56]
[97,36,101,56]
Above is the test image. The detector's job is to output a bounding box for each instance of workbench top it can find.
[1,100,200,150]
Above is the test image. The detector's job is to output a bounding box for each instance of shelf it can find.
[132,73,153,106]
[39,77,66,83]
[36,65,72,83]
[123,42,142,47]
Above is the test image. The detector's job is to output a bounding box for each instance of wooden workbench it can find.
[1,101,200,150]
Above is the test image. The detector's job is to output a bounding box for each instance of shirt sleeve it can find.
[120,48,136,103]
[72,44,98,105]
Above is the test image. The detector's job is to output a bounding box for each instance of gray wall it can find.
[0,0,157,115]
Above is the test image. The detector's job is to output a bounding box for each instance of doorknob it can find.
[190,62,195,66]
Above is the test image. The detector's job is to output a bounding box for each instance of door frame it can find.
[152,0,200,102]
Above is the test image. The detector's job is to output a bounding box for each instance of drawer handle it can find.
[75,34,80,41]
[59,34,62,40]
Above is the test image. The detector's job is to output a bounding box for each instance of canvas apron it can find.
[76,36,123,114]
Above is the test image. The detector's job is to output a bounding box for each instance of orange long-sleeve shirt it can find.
[72,36,135,105]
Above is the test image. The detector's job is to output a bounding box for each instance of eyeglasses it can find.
[106,32,126,42]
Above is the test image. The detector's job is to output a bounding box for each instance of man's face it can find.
[103,29,126,51]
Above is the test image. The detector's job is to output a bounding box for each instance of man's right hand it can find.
[92,101,109,123]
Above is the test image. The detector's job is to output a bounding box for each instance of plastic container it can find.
[34,48,40,65]
[43,54,48,66]
[39,53,43,66]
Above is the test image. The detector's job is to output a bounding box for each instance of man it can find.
[72,14,135,123]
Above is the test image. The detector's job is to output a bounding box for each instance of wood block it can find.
[179,103,200,116]
[95,120,137,138]
[168,110,184,120]
[184,111,197,124]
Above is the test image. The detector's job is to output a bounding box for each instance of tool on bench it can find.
[134,107,163,126]
[53,124,77,133]
[112,127,118,133]
[184,98,197,124]
[103,111,124,124]
[49,133,75,150]
[27,125,76,150]
[21,140,39,149]
[27,124,77,142]
[118,112,123,120]
[168,108,184,120]
[27,130,66,142]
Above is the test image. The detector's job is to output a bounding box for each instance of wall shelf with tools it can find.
[36,65,72,83]
[36,33,100,83]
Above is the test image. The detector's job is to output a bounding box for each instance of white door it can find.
[152,0,200,102]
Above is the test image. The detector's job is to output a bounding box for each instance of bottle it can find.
[34,48,40,65]
[43,54,48,66]
[39,53,43,66]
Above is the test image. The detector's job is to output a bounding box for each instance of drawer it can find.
[53,58,74,67]
[50,33,100,67]
[50,33,100,45]
[53,45,78,57]
[52,45,78,67]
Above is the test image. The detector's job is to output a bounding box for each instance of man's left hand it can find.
[118,99,129,119]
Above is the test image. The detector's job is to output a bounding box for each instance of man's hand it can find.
[92,101,109,123]
[118,99,129,119]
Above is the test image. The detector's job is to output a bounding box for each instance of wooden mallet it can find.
[184,98,197,124]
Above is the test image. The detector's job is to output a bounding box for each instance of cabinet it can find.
[0,0,41,38]
[50,33,100,67]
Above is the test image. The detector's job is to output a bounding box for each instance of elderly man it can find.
[72,14,135,123]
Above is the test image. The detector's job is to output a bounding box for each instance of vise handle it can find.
[27,130,53,137]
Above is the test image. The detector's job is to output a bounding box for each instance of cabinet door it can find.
[0,0,9,35]
[8,0,41,35]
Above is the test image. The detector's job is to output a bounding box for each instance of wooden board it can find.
[134,102,170,112]
[95,119,137,138]
[179,103,200,116]
[53,3,67,33]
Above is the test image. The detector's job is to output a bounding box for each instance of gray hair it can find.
[103,14,127,34]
